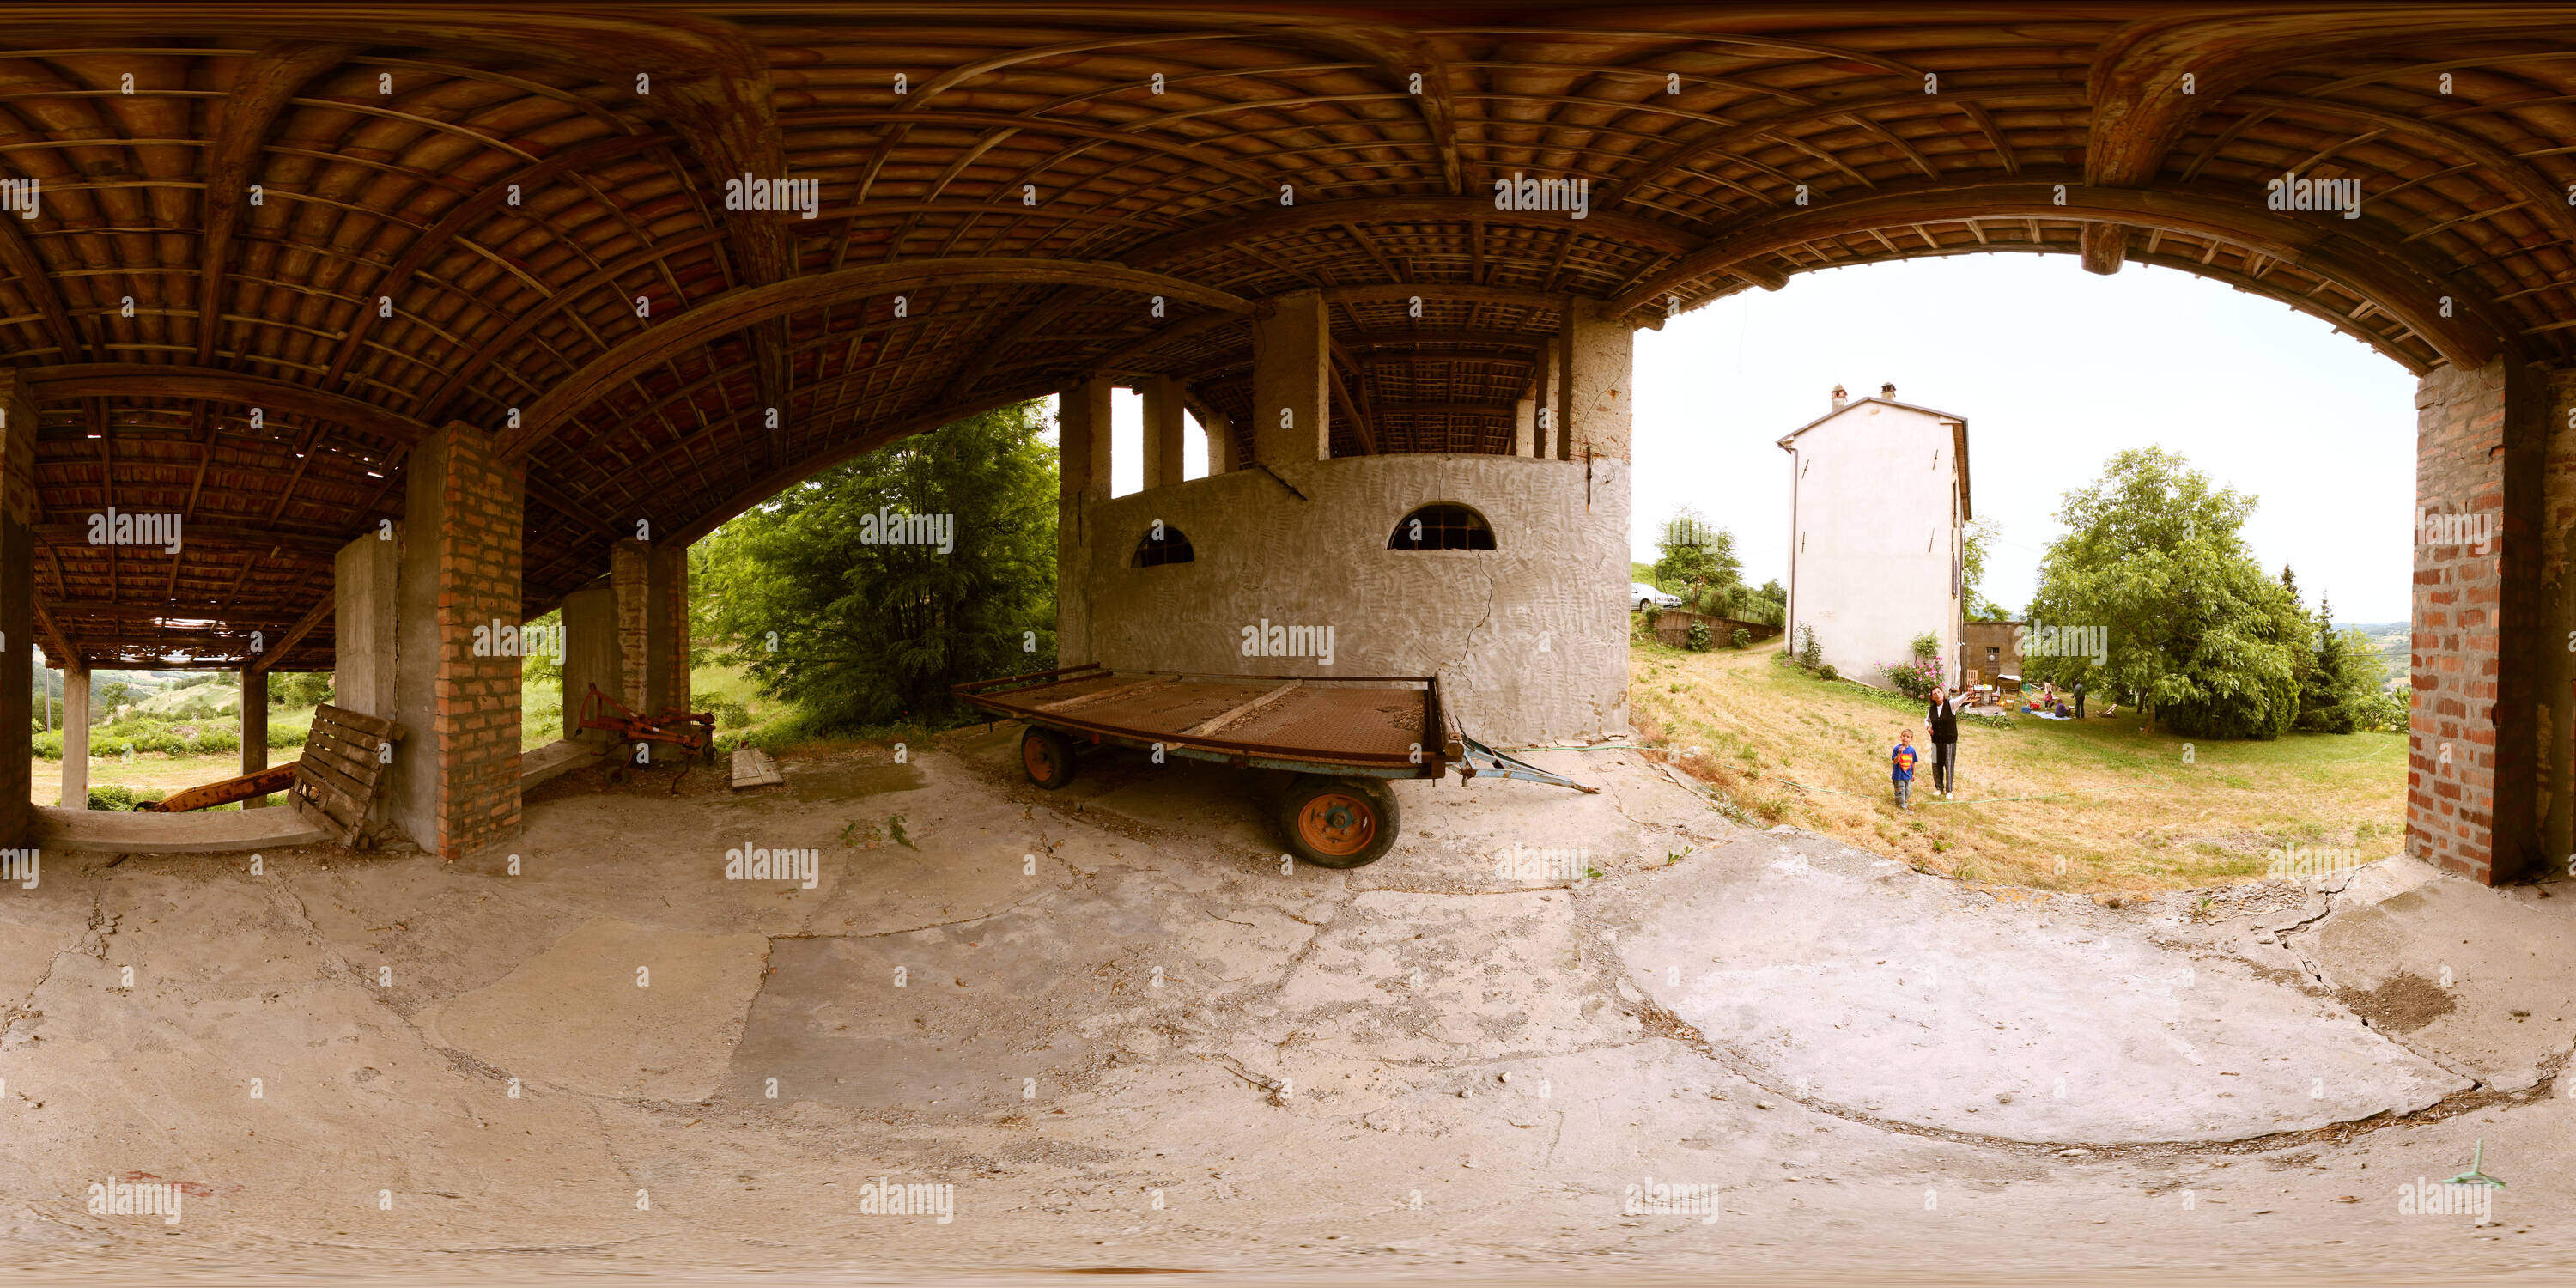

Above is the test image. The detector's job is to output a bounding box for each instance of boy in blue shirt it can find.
[1890,731,1918,809]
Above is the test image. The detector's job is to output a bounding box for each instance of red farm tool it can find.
[577,683,717,787]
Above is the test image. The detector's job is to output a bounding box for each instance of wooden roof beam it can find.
[195,42,355,363]
[27,365,433,447]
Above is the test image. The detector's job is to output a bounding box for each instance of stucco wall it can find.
[1785,403,1964,687]
[1066,454,1629,744]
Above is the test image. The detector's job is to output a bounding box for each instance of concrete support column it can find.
[1250,289,1329,465]
[240,669,270,806]
[0,371,31,839]
[59,665,87,809]
[1204,409,1233,475]
[388,424,523,861]
[1560,299,1635,464]
[1513,386,1537,457]
[1533,337,1560,458]
[1141,374,1187,490]
[334,524,402,835]
[558,583,619,742]
[1056,377,1115,666]
[2410,358,2559,884]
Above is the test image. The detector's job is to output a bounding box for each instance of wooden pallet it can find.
[286,704,408,847]
[731,747,783,790]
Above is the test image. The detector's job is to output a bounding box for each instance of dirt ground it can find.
[0,723,2568,1285]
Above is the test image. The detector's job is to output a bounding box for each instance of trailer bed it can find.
[953,665,1457,778]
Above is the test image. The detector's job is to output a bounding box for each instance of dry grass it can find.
[1628,638,2407,895]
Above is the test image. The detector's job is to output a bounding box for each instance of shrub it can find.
[87,784,167,811]
[1910,631,1941,661]
[1730,628,1751,650]
[1795,624,1824,671]
[1818,663,1838,681]
[1686,621,1713,651]
[1882,656,1945,699]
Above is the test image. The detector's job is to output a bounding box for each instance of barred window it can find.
[1132,524,1194,567]
[1388,504,1496,550]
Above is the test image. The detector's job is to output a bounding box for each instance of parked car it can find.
[1631,582,1682,610]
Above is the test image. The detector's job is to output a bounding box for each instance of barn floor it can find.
[0,726,2569,1283]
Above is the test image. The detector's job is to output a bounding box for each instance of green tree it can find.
[2295,598,2391,733]
[2022,447,2303,738]
[1962,517,2010,619]
[1653,507,1741,607]
[693,402,1058,728]
[267,671,333,709]
[96,678,133,713]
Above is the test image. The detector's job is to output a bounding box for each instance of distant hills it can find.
[2340,623,2409,690]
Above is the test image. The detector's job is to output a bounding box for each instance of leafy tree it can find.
[267,671,333,709]
[2022,447,2302,738]
[96,679,133,713]
[1962,518,2010,619]
[693,402,1058,728]
[1653,507,1741,606]
[2295,598,2393,733]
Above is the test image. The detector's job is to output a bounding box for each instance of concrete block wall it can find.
[2409,359,2560,884]
[1072,453,1630,744]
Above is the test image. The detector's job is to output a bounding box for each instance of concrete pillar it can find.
[1141,375,1187,490]
[1560,299,1635,464]
[2409,357,2561,885]
[1056,377,1114,665]
[558,583,619,743]
[333,526,401,717]
[388,424,523,861]
[240,669,269,806]
[1513,388,1536,457]
[58,664,87,809]
[0,371,31,839]
[1250,289,1329,465]
[1533,337,1560,458]
[606,539,691,761]
[1204,409,1233,476]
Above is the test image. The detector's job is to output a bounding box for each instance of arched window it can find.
[1388,504,1495,550]
[1132,523,1194,567]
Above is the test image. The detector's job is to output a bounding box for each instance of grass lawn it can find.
[1627,638,2408,895]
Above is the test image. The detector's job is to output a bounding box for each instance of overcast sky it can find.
[1630,253,2420,624]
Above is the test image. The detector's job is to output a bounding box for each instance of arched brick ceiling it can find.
[3,4,2572,668]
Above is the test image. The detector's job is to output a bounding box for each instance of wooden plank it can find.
[1034,676,1171,714]
[1182,683,1300,738]
[301,726,382,784]
[731,747,784,789]
[313,703,407,742]
[143,763,298,812]
[293,755,374,816]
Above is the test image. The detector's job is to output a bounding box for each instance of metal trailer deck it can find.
[953,665,1593,868]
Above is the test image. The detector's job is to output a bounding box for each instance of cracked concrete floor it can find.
[0,725,2569,1283]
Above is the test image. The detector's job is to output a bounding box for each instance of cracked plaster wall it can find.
[1072,454,1629,745]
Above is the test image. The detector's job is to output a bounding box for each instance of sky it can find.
[1631,253,2421,624]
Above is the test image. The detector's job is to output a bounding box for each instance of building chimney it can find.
[1830,384,1847,411]
[1880,382,1897,400]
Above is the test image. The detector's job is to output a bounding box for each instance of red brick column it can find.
[2410,359,2555,884]
[400,424,523,860]
[2542,368,2576,880]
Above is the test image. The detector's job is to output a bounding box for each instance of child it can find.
[1890,731,1918,809]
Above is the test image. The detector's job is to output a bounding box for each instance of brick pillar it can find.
[1250,289,1329,465]
[1141,374,1187,489]
[608,538,688,761]
[661,545,690,720]
[611,540,649,708]
[0,371,32,841]
[2410,358,2554,884]
[390,424,522,861]
[2539,368,2576,879]
[1056,377,1113,665]
[240,669,269,806]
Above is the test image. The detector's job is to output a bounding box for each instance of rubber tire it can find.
[1278,775,1400,869]
[1021,726,1078,789]
[605,758,632,786]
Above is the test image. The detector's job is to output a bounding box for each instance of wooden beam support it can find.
[195,42,355,363]
[249,591,333,675]
[27,365,434,446]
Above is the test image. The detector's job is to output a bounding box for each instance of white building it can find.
[1777,383,1971,690]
